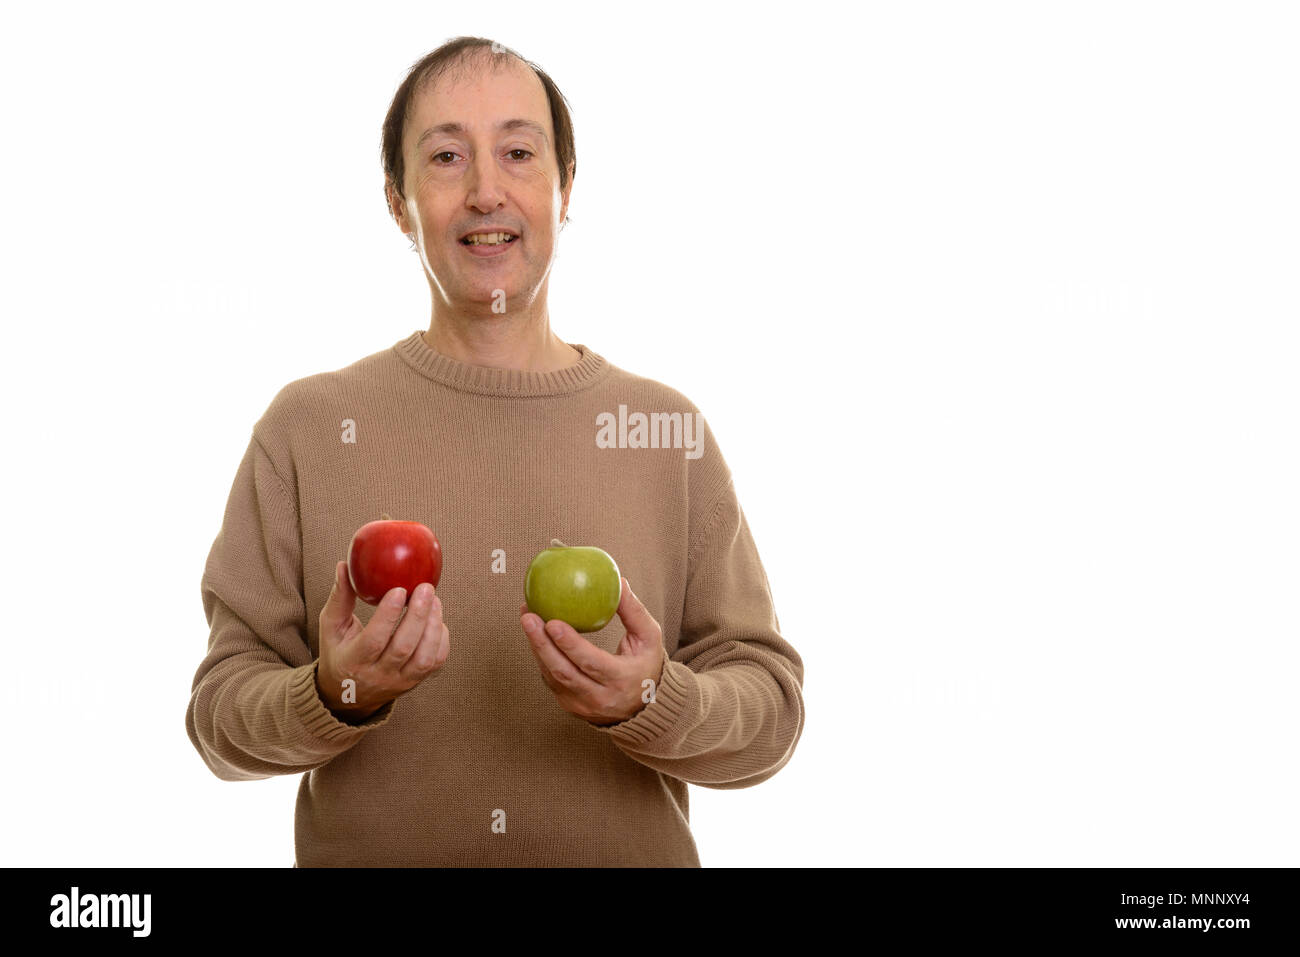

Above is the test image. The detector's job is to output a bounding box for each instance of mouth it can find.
[459,232,518,258]
[459,230,519,246]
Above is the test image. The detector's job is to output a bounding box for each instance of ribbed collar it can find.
[393,330,610,397]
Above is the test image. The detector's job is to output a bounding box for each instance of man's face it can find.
[390,56,570,314]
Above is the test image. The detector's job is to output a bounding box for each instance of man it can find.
[186,36,805,867]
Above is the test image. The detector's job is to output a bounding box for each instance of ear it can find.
[385,177,409,233]
[559,167,574,229]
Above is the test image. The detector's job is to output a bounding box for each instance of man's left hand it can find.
[520,577,666,726]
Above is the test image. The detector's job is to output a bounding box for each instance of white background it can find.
[1,0,1296,867]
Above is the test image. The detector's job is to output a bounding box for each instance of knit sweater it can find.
[187,330,805,867]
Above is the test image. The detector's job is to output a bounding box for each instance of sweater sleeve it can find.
[186,431,395,782]
[595,478,806,788]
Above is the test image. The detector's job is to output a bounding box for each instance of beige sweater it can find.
[186,331,805,866]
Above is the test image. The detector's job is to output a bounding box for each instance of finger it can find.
[382,582,436,668]
[320,561,357,638]
[435,620,450,669]
[356,586,408,664]
[548,617,618,682]
[614,578,659,650]
[399,596,446,681]
[434,616,449,670]
[521,609,616,680]
[520,626,571,697]
[521,613,606,691]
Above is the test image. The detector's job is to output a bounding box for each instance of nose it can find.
[464,151,506,213]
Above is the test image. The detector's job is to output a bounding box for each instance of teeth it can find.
[463,232,515,245]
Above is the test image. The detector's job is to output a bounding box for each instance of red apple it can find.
[347,514,442,606]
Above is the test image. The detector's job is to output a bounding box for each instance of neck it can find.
[423,306,579,373]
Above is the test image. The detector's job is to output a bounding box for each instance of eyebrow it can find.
[416,118,550,151]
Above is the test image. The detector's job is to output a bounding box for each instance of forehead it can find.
[406,56,552,153]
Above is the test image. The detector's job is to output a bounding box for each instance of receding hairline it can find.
[407,46,536,116]
[404,49,552,155]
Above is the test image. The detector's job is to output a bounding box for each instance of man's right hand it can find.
[315,560,450,722]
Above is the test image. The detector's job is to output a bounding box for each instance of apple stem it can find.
[381,512,392,521]
[551,538,566,548]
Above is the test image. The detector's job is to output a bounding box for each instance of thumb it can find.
[320,560,356,635]
[615,577,658,643]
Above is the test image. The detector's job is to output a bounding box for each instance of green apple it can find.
[524,539,622,633]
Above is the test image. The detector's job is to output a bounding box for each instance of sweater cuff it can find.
[290,661,397,740]
[591,656,694,746]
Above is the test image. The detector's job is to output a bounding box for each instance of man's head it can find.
[381,38,576,317]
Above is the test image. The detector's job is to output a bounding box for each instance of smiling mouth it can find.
[460,234,518,246]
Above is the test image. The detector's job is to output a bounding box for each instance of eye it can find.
[431,149,533,165]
